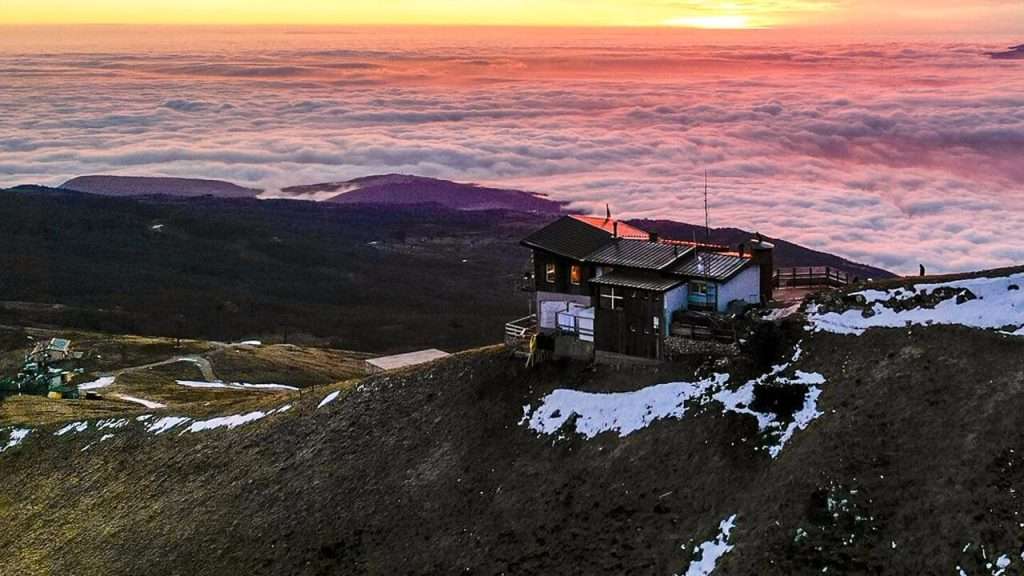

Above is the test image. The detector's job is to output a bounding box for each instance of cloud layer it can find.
[2,28,1023,274]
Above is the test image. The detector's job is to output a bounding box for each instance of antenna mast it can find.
[703,170,710,244]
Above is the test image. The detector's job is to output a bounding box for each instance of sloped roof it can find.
[589,271,684,292]
[669,251,752,282]
[569,215,649,239]
[585,239,692,270]
[521,216,615,260]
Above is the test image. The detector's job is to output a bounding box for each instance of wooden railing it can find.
[774,266,850,288]
[505,314,537,342]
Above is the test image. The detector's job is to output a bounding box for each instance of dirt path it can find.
[106,355,218,382]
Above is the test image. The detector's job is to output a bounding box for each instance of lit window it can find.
[570,265,582,285]
[691,281,709,296]
[546,263,556,284]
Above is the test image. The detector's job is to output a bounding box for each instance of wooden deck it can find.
[774,266,851,288]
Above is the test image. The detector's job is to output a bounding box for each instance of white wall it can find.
[716,265,761,312]
[662,284,688,335]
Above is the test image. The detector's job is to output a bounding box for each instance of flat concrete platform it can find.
[366,349,451,373]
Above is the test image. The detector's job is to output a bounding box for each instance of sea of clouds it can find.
[1,28,1022,273]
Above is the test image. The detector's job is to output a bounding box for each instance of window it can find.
[570,265,582,286]
[545,263,556,284]
[690,281,709,296]
[600,286,624,310]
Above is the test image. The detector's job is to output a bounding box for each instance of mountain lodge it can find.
[508,215,774,361]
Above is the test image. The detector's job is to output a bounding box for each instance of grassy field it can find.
[0,326,370,427]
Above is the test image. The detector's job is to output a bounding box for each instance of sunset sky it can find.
[2,0,1022,34]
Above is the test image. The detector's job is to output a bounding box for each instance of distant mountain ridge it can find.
[284,174,567,214]
[60,173,566,214]
[631,219,895,280]
[62,175,261,198]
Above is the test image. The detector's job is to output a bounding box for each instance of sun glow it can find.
[666,15,760,29]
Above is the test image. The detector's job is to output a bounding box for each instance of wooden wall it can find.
[532,250,594,297]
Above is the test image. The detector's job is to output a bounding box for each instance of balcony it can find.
[504,314,537,349]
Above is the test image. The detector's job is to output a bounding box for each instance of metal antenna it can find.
[704,170,710,244]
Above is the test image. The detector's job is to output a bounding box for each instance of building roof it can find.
[668,251,752,282]
[569,215,649,239]
[521,215,616,260]
[585,238,692,270]
[366,349,451,372]
[589,271,684,292]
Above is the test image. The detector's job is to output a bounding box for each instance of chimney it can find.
[749,235,775,305]
[738,243,746,258]
[613,222,618,238]
[649,231,659,243]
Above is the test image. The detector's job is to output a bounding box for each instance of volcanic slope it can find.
[4,269,1024,575]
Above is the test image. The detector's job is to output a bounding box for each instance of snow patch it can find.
[523,345,826,457]
[524,374,729,438]
[808,273,1024,336]
[681,514,738,576]
[78,376,116,391]
[763,304,801,321]
[116,394,166,409]
[146,416,191,435]
[1,428,31,453]
[55,421,88,436]
[176,380,298,391]
[186,411,269,433]
[182,403,291,434]
[96,418,131,430]
[318,390,341,409]
[712,366,826,458]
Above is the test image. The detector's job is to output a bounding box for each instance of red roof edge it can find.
[570,214,740,255]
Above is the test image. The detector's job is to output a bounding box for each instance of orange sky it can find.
[2,0,1021,34]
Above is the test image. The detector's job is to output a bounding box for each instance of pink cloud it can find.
[1,29,1023,274]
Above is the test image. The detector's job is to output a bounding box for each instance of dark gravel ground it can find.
[3,323,1024,575]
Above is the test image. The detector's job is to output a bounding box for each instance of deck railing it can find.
[505,314,537,344]
[556,310,595,343]
[774,266,850,288]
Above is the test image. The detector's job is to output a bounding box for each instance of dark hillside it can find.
[0,186,540,352]
[0,186,892,354]
[3,315,1024,574]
